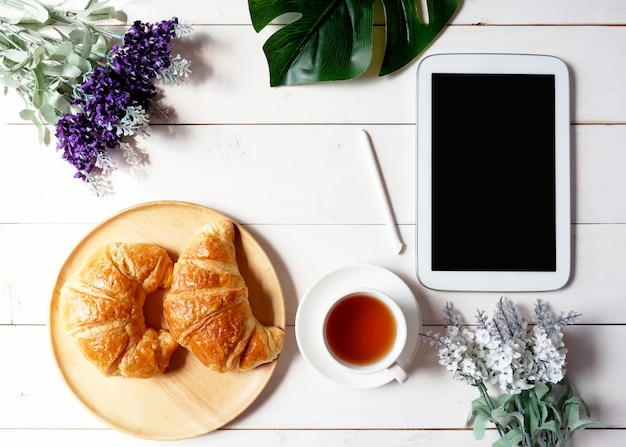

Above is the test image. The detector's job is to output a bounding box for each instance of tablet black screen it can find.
[431,73,557,272]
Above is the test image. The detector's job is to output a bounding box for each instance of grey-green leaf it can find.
[568,418,596,432]
[0,77,21,88]
[49,91,71,115]
[40,95,60,124]
[32,69,44,108]
[78,4,119,22]
[19,108,35,120]
[471,411,490,440]
[31,46,45,67]
[0,49,28,64]
[492,429,524,447]
[248,0,460,86]
[50,40,75,61]
[14,0,51,24]
[40,63,82,79]
[66,53,92,74]
[491,408,525,429]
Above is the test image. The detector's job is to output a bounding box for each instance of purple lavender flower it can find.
[75,65,133,146]
[56,113,106,180]
[112,18,178,81]
[55,17,185,189]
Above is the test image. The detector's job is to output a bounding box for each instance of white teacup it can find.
[322,288,408,383]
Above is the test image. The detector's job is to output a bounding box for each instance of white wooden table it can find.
[1,0,625,445]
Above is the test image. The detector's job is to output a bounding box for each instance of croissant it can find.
[163,220,284,373]
[59,242,179,378]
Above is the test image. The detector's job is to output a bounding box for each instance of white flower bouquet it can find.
[423,298,594,447]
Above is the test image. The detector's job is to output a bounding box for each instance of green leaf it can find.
[68,29,86,45]
[491,408,525,430]
[49,91,70,114]
[19,108,35,120]
[13,0,51,24]
[471,396,492,417]
[492,429,523,447]
[67,28,100,61]
[0,50,30,74]
[40,93,60,124]
[0,49,28,64]
[472,411,490,440]
[527,398,540,435]
[0,76,21,88]
[32,69,44,108]
[379,0,459,75]
[249,0,374,86]
[497,393,517,410]
[539,419,566,446]
[568,418,596,432]
[31,46,45,67]
[248,0,460,86]
[539,401,550,425]
[78,2,119,22]
[533,381,551,402]
[40,63,82,79]
[557,378,574,409]
[66,53,92,74]
[565,396,592,418]
[49,40,75,61]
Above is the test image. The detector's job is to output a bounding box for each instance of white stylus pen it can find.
[360,129,405,254]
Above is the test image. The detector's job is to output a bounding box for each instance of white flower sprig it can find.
[422,298,593,447]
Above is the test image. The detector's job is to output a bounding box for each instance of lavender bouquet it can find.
[422,298,594,447]
[0,0,191,194]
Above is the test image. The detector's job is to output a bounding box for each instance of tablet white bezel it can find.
[416,53,571,292]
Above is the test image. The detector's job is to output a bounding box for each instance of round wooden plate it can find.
[49,201,286,440]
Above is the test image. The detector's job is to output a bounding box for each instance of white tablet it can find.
[416,54,571,292]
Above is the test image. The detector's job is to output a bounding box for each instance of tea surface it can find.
[325,294,396,366]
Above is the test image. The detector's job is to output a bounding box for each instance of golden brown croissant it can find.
[59,243,179,378]
[163,220,284,373]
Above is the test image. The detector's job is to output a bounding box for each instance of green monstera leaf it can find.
[248,0,460,86]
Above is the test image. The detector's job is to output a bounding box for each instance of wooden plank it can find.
[3,222,626,325]
[0,428,499,447]
[452,0,626,25]
[88,0,626,25]
[1,26,626,125]
[0,325,622,430]
[257,223,626,325]
[1,123,626,225]
[0,427,621,446]
[0,427,621,447]
[575,124,626,223]
[151,23,626,125]
[0,124,417,224]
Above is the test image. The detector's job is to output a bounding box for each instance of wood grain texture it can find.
[2,325,624,430]
[74,0,626,25]
[4,222,626,326]
[1,26,626,125]
[1,124,626,225]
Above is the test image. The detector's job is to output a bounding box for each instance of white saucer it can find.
[295,264,421,389]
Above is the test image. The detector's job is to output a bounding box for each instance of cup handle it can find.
[388,363,408,384]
